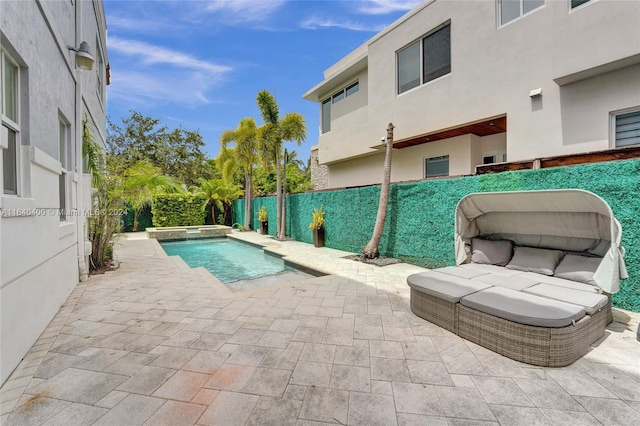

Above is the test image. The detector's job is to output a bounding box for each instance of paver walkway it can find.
[1,231,639,425]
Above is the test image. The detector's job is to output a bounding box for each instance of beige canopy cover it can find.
[455,190,627,294]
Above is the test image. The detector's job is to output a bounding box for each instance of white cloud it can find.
[107,15,180,34]
[202,0,286,23]
[357,0,422,15]
[108,37,232,75]
[300,16,385,32]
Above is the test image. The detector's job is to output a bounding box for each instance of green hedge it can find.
[152,193,207,227]
[121,203,153,232]
[234,159,640,312]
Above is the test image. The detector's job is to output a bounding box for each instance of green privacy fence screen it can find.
[233,159,640,311]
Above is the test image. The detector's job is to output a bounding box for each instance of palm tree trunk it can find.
[244,170,252,229]
[275,154,282,239]
[281,153,288,239]
[211,200,217,225]
[362,123,395,259]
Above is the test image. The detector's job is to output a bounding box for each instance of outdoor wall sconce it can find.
[68,41,94,71]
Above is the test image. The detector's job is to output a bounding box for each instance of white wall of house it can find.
[304,0,640,189]
[0,0,108,384]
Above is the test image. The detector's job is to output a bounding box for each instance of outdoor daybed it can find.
[408,190,628,367]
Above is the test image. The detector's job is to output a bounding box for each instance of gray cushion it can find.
[516,272,601,293]
[460,263,525,276]
[471,238,513,266]
[461,287,586,328]
[523,284,608,315]
[472,273,539,291]
[554,254,602,286]
[433,266,490,280]
[506,246,564,276]
[407,271,492,303]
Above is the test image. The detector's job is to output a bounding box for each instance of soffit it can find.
[394,116,507,149]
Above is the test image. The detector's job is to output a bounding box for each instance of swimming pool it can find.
[160,238,310,290]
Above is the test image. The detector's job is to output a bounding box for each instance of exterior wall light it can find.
[68,41,94,70]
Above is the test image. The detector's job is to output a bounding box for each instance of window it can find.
[570,0,591,9]
[499,0,544,25]
[614,110,640,148]
[321,98,331,133]
[320,80,359,134]
[59,117,69,221]
[96,38,104,102]
[397,23,451,94]
[483,155,497,165]
[2,50,19,195]
[425,155,449,178]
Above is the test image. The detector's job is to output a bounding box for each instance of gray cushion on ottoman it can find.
[506,246,564,276]
[554,254,602,286]
[461,287,586,328]
[460,263,525,276]
[516,272,601,293]
[523,283,608,315]
[407,271,492,303]
[472,273,539,291]
[433,266,490,280]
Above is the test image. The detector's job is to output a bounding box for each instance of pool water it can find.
[160,238,295,283]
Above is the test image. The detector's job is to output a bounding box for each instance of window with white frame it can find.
[397,22,451,95]
[321,80,359,134]
[59,116,69,221]
[425,155,449,178]
[570,0,591,9]
[96,38,104,102]
[2,49,19,195]
[614,109,640,148]
[499,0,544,26]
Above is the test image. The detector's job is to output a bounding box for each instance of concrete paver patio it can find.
[1,231,639,425]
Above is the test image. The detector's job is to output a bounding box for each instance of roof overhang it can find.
[303,53,368,102]
[394,115,507,149]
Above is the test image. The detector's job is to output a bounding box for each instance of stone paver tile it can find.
[471,376,533,407]
[116,365,176,395]
[489,404,549,426]
[150,346,199,369]
[125,320,164,335]
[290,361,332,387]
[74,347,129,372]
[102,353,159,376]
[574,396,640,426]
[392,382,444,416]
[334,345,369,367]
[292,327,324,343]
[188,333,229,351]
[161,330,203,347]
[355,325,385,340]
[293,305,321,316]
[198,391,259,426]
[586,370,640,401]
[258,330,294,348]
[397,413,448,425]
[260,348,301,370]
[6,395,72,426]
[93,394,165,426]
[371,380,393,395]
[208,320,243,334]
[94,390,129,409]
[402,340,441,362]
[41,403,108,426]
[182,350,230,374]
[538,408,601,426]
[300,343,336,363]
[330,365,371,392]
[269,319,301,333]
[299,387,349,424]
[147,322,185,337]
[383,327,416,342]
[152,370,210,401]
[30,368,127,405]
[322,329,353,346]
[299,316,327,329]
[283,384,307,401]
[434,386,496,422]
[246,396,302,426]
[348,392,397,426]
[475,354,529,378]
[204,364,255,391]
[407,360,454,386]
[370,340,405,359]
[191,388,219,405]
[228,329,266,345]
[514,378,585,411]
[451,374,477,388]
[370,358,411,382]
[226,345,270,366]
[546,370,618,398]
[142,400,205,426]
[33,352,83,379]
[182,319,217,333]
[241,367,291,397]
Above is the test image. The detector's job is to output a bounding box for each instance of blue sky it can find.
[104,0,421,163]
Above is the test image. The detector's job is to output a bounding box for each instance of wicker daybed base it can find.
[410,287,609,367]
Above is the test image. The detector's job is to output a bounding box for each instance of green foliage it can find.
[152,193,207,227]
[258,205,268,221]
[107,111,212,187]
[234,159,640,312]
[196,178,244,225]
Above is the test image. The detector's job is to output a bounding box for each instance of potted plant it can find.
[309,206,325,247]
[258,206,268,235]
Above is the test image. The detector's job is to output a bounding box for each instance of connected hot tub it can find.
[145,225,232,241]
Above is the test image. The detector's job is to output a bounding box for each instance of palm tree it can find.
[121,161,183,231]
[197,178,244,225]
[256,90,306,239]
[362,123,395,259]
[220,118,259,229]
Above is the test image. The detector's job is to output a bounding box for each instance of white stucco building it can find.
[304,0,640,189]
[1,0,108,384]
